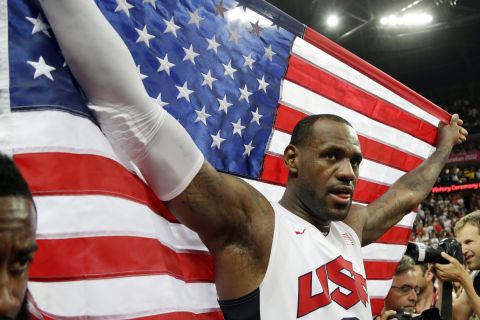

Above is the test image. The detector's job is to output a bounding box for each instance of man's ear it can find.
[284,144,299,175]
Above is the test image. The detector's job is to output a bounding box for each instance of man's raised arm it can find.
[38,0,272,258]
[345,114,468,246]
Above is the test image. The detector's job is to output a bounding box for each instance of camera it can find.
[405,238,463,264]
[389,308,441,320]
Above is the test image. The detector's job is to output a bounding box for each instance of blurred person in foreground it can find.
[0,153,38,319]
[435,211,480,320]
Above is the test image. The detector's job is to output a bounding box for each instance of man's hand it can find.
[375,307,397,320]
[437,114,468,148]
[434,252,469,284]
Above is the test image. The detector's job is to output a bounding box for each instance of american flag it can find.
[2,0,451,318]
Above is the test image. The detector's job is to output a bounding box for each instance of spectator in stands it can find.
[376,256,419,319]
[0,153,37,319]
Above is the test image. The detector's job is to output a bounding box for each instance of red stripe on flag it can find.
[364,261,400,280]
[261,154,389,203]
[376,226,412,245]
[31,237,214,282]
[274,104,424,172]
[14,152,178,223]
[38,311,224,320]
[370,298,384,316]
[303,27,451,124]
[285,55,438,146]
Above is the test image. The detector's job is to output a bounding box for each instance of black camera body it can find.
[405,238,463,264]
[391,308,442,320]
[395,309,415,320]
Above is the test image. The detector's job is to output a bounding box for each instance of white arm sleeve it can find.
[39,0,204,200]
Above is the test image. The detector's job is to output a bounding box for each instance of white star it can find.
[136,65,148,80]
[115,0,134,17]
[175,81,194,102]
[257,75,269,93]
[135,25,155,47]
[182,44,200,64]
[25,14,50,37]
[231,119,246,136]
[206,35,221,54]
[143,0,156,8]
[157,54,175,75]
[229,29,240,44]
[201,70,217,90]
[263,44,276,61]
[187,9,204,28]
[163,17,181,37]
[239,85,252,103]
[243,140,255,156]
[194,106,211,125]
[217,95,233,113]
[210,130,226,149]
[251,107,263,125]
[243,54,255,70]
[155,93,168,108]
[223,60,237,79]
[27,56,56,81]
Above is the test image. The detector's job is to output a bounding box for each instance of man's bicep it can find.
[167,161,270,251]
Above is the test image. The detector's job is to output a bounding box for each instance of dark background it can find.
[266,0,480,133]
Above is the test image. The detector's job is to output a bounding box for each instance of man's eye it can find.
[10,258,32,274]
[325,153,336,160]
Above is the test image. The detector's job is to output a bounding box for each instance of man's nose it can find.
[337,159,355,182]
[0,274,20,316]
[409,289,418,302]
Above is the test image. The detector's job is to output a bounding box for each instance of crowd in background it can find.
[436,165,480,185]
[411,185,480,246]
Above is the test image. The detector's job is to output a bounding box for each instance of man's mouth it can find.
[329,186,353,206]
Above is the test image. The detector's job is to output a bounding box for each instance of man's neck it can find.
[279,193,331,235]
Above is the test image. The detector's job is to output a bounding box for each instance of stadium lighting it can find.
[326,14,339,28]
[380,12,433,26]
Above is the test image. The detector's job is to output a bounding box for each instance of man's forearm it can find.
[460,276,480,318]
[393,143,452,205]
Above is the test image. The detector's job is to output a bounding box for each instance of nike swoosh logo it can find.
[295,229,306,235]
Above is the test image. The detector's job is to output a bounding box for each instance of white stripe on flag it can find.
[34,195,208,252]
[362,243,408,261]
[11,110,119,161]
[29,276,219,317]
[367,279,394,298]
[291,37,441,126]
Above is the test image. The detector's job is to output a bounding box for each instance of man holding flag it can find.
[34,0,467,319]
[37,0,466,318]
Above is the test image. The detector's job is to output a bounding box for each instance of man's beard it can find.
[0,297,29,320]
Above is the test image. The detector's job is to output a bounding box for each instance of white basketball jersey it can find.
[259,202,372,319]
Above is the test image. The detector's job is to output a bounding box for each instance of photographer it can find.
[435,210,480,320]
[376,256,419,320]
